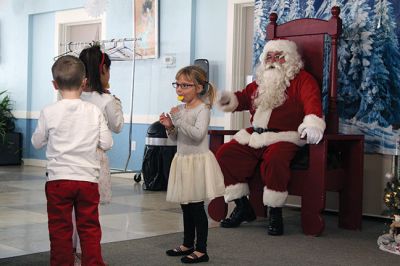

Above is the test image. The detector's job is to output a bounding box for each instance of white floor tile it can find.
[0,166,193,259]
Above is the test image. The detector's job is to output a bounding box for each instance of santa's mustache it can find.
[264,62,283,71]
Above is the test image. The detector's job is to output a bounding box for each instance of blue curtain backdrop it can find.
[254,0,400,155]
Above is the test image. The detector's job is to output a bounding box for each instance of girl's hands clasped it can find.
[159,112,173,129]
[169,106,179,115]
[160,105,180,129]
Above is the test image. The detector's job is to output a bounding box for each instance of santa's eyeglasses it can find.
[265,52,285,62]
[172,82,195,89]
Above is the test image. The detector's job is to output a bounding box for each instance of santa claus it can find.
[217,39,325,235]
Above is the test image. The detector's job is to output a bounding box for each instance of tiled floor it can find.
[0,165,219,259]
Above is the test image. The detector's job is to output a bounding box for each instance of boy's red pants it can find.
[45,180,105,266]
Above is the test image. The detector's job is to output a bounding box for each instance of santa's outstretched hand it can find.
[217,91,238,112]
[218,91,232,106]
[300,127,323,144]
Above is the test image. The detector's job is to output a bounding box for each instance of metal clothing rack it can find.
[56,38,141,176]
[56,38,142,61]
[110,38,138,176]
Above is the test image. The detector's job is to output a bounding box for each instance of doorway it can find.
[54,9,105,100]
[55,8,104,59]
[225,0,254,130]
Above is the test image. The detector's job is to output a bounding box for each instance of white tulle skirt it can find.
[97,148,111,204]
[166,151,225,203]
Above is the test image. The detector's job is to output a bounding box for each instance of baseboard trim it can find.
[284,203,390,219]
[22,160,139,179]
[15,113,225,127]
[22,159,47,167]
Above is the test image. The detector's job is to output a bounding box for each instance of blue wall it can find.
[0,0,227,171]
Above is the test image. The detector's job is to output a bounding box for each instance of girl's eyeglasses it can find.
[172,82,195,89]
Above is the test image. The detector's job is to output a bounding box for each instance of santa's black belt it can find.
[253,127,280,134]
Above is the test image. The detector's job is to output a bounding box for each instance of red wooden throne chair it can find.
[208,6,364,236]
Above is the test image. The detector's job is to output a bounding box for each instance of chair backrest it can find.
[266,6,342,134]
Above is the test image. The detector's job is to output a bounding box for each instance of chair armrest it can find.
[208,130,238,154]
[306,133,364,172]
[208,130,239,135]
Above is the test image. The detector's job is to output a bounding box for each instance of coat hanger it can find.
[105,39,118,54]
[107,39,142,61]
[56,38,141,61]
[53,42,81,60]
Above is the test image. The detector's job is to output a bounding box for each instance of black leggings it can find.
[181,201,208,253]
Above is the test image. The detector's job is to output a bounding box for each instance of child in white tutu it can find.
[159,65,225,264]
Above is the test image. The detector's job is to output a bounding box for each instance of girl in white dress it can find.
[160,65,225,264]
[72,45,124,265]
[79,45,124,204]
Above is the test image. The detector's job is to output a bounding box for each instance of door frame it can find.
[54,8,106,101]
[225,0,254,130]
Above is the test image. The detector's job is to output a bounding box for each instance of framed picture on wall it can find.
[133,0,159,59]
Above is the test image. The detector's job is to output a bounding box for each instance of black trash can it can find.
[139,121,177,191]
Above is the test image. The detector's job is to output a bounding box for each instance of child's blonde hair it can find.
[175,65,216,108]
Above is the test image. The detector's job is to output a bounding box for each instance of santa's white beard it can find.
[254,63,288,110]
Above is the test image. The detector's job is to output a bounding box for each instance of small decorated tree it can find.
[383,150,400,218]
[378,158,400,254]
[383,172,400,217]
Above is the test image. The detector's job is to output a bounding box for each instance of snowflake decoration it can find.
[84,0,108,18]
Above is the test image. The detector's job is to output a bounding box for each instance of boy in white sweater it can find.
[32,55,112,266]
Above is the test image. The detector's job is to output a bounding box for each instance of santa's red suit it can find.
[216,69,326,207]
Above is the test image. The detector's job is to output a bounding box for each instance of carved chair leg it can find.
[301,173,326,236]
[338,141,363,230]
[301,199,325,235]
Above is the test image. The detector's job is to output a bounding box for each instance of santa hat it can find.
[258,39,304,76]
[266,39,297,52]
[259,39,299,62]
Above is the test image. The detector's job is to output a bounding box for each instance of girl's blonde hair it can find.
[175,65,216,108]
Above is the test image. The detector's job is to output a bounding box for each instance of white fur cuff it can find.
[224,183,250,203]
[233,129,251,145]
[217,92,239,112]
[263,186,288,207]
[248,131,306,149]
[297,114,326,134]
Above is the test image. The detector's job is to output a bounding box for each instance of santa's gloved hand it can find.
[300,127,323,144]
[218,91,231,106]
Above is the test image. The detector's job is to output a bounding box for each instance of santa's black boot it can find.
[268,207,284,236]
[220,196,256,228]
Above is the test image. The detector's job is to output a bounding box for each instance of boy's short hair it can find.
[52,55,86,90]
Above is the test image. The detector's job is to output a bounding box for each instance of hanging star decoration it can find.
[84,0,108,18]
